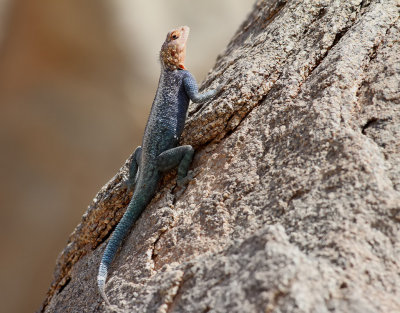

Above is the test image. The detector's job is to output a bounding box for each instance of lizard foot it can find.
[121,179,135,194]
[174,170,194,197]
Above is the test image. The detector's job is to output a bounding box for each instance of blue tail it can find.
[97,192,147,305]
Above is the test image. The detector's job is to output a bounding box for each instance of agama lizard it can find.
[97,26,220,306]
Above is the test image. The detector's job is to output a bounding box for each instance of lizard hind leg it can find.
[123,146,142,193]
[157,145,194,187]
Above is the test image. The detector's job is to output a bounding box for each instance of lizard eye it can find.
[170,32,179,40]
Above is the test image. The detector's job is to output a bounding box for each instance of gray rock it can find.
[40,0,400,312]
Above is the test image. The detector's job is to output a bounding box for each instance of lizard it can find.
[97,25,221,306]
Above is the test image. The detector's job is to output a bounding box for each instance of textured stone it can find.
[41,0,400,312]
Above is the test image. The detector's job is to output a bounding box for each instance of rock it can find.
[40,0,400,312]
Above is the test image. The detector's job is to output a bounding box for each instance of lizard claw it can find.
[214,84,224,95]
[177,170,194,187]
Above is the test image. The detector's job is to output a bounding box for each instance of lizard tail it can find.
[97,262,111,306]
[97,191,148,305]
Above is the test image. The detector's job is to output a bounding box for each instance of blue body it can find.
[144,69,191,168]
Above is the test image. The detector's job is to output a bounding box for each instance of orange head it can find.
[160,26,190,70]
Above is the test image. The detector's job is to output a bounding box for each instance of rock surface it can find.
[41,0,400,312]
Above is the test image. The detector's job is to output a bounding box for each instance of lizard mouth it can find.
[178,26,190,49]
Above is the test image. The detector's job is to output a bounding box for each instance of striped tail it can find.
[97,262,111,306]
[97,191,147,305]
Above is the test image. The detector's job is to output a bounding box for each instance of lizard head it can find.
[160,26,189,70]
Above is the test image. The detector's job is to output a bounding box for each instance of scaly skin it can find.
[97,26,220,306]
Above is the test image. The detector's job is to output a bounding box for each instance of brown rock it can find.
[41,0,400,312]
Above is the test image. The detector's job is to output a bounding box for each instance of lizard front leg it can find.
[183,73,221,104]
[157,145,194,187]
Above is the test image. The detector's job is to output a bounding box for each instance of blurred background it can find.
[0,0,253,312]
